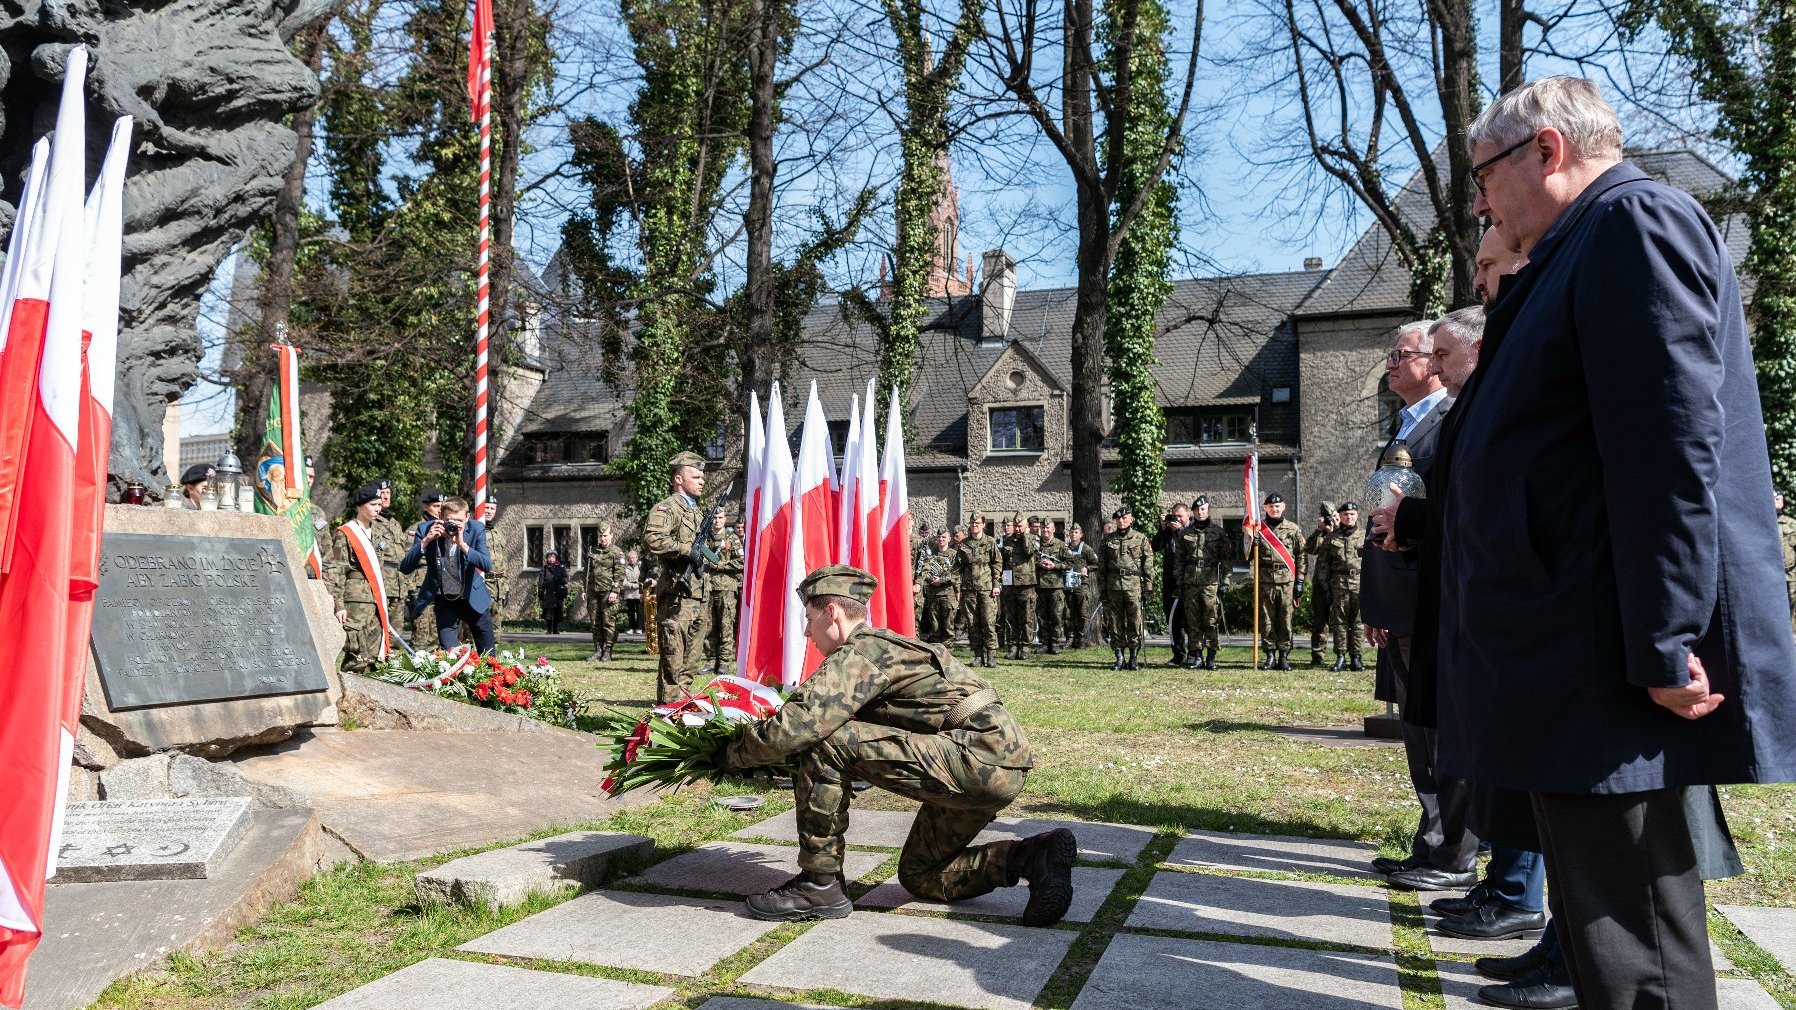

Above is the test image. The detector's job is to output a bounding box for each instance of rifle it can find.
[678,481,735,596]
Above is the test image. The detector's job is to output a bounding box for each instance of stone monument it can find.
[0,0,334,489]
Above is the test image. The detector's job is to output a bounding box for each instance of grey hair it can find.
[1467,77,1623,162]
[1430,307,1486,350]
[1397,318,1436,354]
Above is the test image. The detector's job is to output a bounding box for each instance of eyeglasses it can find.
[1471,132,1540,195]
[1387,349,1429,365]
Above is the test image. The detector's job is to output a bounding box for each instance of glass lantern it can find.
[1364,441,1425,544]
[162,483,186,508]
[214,450,244,511]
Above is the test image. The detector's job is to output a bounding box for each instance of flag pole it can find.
[471,20,493,507]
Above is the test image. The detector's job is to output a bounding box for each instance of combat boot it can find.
[1112,649,1126,670]
[1167,651,1185,667]
[1008,828,1077,926]
[1128,647,1143,670]
[1204,647,1218,670]
[587,651,603,662]
[1261,651,1275,670]
[1071,635,1084,649]
[1183,653,1203,670]
[1311,649,1327,667]
[745,871,854,922]
[1277,650,1292,671]
[1044,642,1060,655]
[1330,651,1347,672]
[1349,651,1365,672]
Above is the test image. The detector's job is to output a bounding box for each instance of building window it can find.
[523,432,609,465]
[552,525,574,565]
[579,525,601,568]
[989,405,1045,452]
[826,419,852,454]
[1164,409,1252,446]
[572,433,609,464]
[526,525,545,568]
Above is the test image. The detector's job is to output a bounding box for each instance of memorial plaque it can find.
[52,797,252,881]
[91,532,331,710]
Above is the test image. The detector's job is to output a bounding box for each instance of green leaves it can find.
[595,705,793,797]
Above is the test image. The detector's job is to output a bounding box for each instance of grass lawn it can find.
[89,637,1795,1010]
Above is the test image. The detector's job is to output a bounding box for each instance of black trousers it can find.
[1392,636,1479,870]
[435,597,495,653]
[1531,788,1716,1010]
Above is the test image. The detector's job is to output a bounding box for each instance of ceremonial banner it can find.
[877,385,914,635]
[1242,453,1296,577]
[255,342,322,579]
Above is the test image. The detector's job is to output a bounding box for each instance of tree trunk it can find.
[740,0,779,412]
[234,21,330,465]
[1069,204,1112,541]
[1498,0,1525,93]
[1430,0,1480,307]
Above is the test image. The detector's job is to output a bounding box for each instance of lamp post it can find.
[214,451,244,511]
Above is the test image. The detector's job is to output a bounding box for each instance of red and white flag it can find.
[466,0,494,120]
[791,382,837,681]
[877,385,914,636]
[0,47,95,1009]
[847,381,886,626]
[1242,453,1296,577]
[835,391,861,565]
[0,141,50,574]
[744,384,796,687]
[735,390,764,678]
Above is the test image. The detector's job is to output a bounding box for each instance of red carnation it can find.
[517,690,532,707]
[474,684,490,701]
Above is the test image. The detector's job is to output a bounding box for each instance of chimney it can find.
[1303,256,1323,271]
[980,248,1016,343]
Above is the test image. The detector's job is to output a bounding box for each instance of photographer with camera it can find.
[400,495,495,653]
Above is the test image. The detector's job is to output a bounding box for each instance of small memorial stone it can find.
[52,797,252,882]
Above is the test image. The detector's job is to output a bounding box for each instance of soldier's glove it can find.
[1294,580,1305,598]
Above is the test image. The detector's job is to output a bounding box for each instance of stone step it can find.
[416,831,652,911]
[312,958,673,1010]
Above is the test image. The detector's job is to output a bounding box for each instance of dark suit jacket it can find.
[1359,394,1453,634]
[1433,162,1796,794]
[401,518,493,615]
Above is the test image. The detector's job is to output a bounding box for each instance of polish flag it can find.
[0,47,94,1009]
[744,384,795,686]
[835,392,860,564]
[0,141,50,572]
[735,390,764,679]
[792,382,837,680]
[877,386,914,636]
[848,381,886,626]
[1242,452,1296,577]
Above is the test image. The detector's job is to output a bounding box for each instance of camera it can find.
[442,520,461,537]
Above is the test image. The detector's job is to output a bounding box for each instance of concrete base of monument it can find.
[1362,712,1403,740]
[26,809,326,1010]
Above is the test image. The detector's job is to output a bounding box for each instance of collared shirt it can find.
[1396,387,1449,441]
[679,492,697,508]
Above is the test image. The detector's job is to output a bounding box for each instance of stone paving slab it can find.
[734,809,918,849]
[739,910,1076,1010]
[417,831,652,910]
[313,958,674,1010]
[623,841,884,896]
[459,890,780,976]
[1072,933,1402,1010]
[1164,830,1381,881]
[857,866,1125,923]
[697,1001,828,1010]
[736,809,1153,862]
[1126,870,1394,949]
[1435,961,1768,1010]
[1719,904,1796,972]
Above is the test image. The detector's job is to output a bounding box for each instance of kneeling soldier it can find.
[724,564,1075,925]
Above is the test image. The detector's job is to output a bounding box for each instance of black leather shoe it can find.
[1373,853,1425,876]
[1387,865,1479,891]
[1437,901,1547,940]
[1010,828,1078,926]
[1184,654,1204,669]
[1429,880,1490,917]
[745,872,854,921]
[1168,653,1185,666]
[1478,963,1577,1009]
[1349,651,1365,671]
[1128,648,1143,670]
[1475,939,1552,982]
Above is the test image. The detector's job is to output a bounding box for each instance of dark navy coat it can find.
[1435,162,1796,794]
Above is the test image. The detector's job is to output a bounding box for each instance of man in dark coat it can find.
[1396,77,1796,1010]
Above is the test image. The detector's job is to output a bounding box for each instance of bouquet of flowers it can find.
[372,647,580,726]
[596,675,789,797]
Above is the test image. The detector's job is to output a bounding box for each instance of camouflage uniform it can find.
[1062,534,1096,647]
[1778,510,1795,633]
[585,539,626,658]
[1303,516,1335,665]
[1034,532,1069,653]
[1001,528,1039,656]
[485,521,510,642]
[1177,519,1232,663]
[326,521,386,674]
[1321,521,1367,667]
[1254,517,1306,659]
[643,485,707,703]
[727,624,1036,902]
[955,531,1002,665]
[704,526,746,673]
[1098,521,1153,664]
[918,548,960,643]
[371,514,409,648]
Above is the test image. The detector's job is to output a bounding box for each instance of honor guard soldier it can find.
[1303,502,1337,666]
[1063,523,1095,648]
[643,450,712,703]
[949,524,970,637]
[1253,493,1306,670]
[585,523,626,660]
[1002,517,1040,658]
[1321,502,1367,670]
[722,564,1073,926]
[327,483,393,674]
[955,516,1002,667]
[1034,519,1069,655]
[481,497,509,642]
[1099,505,1153,670]
[1178,496,1233,670]
[371,479,408,642]
[996,518,1015,653]
[918,529,960,643]
[703,512,746,676]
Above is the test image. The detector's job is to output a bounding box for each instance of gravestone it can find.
[81,506,345,759]
[51,797,251,882]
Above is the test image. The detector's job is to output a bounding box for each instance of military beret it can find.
[952,524,967,534]
[668,450,707,472]
[179,463,215,485]
[420,488,449,505]
[375,478,393,491]
[1028,515,1042,524]
[1263,493,1284,505]
[351,483,383,507]
[1112,505,1132,518]
[1336,501,1360,512]
[934,528,951,538]
[1319,500,1337,517]
[1191,495,1209,508]
[797,563,878,605]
